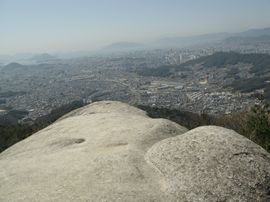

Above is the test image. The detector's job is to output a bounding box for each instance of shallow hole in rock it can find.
[74,138,85,144]
[50,138,86,148]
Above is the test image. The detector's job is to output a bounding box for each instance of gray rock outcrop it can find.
[146,126,270,201]
[0,101,269,201]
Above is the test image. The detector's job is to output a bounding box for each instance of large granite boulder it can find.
[0,101,269,201]
[146,126,270,201]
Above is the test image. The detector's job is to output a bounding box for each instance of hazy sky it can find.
[1,0,270,54]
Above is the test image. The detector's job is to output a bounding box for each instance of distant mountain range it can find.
[98,27,270,51]
[237,27,270,37]
[0,53,60,65]
[153,27,270,48]
[1,27,270,62]
[223,35,270,44]
[154,32,230,47]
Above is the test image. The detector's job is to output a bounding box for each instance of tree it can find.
[247,104,270,151]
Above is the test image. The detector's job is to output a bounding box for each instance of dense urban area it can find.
[0,47,269,123]
[0,28,270,152]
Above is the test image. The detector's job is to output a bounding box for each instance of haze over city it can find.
[1,0,270,54]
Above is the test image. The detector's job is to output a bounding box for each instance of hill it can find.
[238,27,270,37]
[181,52,270,73]
[155,32,230,47]
[179,52,270,98]
[154,27,270,48]
[2,62,26,71]
[223,35,270,45]
[0,101,269,201]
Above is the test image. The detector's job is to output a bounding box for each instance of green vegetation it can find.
[132,64,193,77]
[0,101,269,153]
[0,124,33,152]
[0,109,29,125]
[0,91,26,98]
[264,87,270,100]
[181,52,270,75]
[0,100,86,153]
[33,100,86,129]
[246,104,270,151]
[134,66,173,77]
[229,77,270,101]
[138,105,212,129]
[139,104,270,152]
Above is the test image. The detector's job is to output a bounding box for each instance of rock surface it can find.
[146,126,270,201]
[0,101,269,202]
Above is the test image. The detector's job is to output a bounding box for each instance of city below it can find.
[1,37,270,124]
